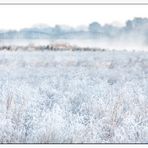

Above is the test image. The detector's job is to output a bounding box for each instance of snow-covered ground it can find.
[0,50,147,143]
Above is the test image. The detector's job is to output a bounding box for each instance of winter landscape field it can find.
[0,5,148,143]
[0,49,147,143]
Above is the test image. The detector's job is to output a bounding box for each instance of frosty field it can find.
[0,50,148,143]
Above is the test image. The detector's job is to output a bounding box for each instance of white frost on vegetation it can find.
[0,50,147,143]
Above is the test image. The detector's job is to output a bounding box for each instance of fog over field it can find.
[1,17,148,51]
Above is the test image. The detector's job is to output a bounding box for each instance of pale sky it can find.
[0,5,148,30]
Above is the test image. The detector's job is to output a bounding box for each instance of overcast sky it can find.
[0,5,148,30]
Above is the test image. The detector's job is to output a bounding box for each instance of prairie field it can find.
[0,50,147,143]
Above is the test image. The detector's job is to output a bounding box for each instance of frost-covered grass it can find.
[0,50,147,143]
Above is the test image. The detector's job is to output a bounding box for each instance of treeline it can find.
[0,44,106,51]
